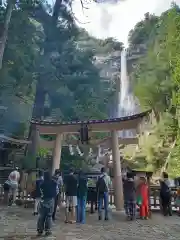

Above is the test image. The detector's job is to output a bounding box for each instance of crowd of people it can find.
[2,167,179,237]
[123,171,178,220]
[2,167,111,236]
[34,167,112,236]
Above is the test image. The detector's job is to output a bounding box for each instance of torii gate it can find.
[31,110,150,210]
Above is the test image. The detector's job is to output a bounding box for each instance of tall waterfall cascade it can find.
[116,49,140,138]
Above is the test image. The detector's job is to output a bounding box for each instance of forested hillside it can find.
[0,0,123,139]
[0,0,125,169]
[1,0,180,175]
[126,4,180,177]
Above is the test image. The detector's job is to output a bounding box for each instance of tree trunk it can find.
[0,0,14,69]
[32,79,46,119]
[26,0,63,159]
[32,0,62,120]
[160,139,177,175]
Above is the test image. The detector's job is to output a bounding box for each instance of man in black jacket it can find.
[64,168,78,223]
[123,172,136,220]
[37,171,58,236]
[160,172,172,216]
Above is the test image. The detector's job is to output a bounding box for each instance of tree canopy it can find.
[128,5,180,177]
[0,0,123,170]
[2,1,180,176]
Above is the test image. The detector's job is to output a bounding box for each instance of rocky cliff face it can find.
[95,51,121,92]
[95,44,147,84]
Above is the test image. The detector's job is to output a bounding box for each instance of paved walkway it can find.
[0,206,180,240]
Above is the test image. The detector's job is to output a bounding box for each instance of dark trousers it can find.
[161,196,172,216]
[3,183,10,205]
[37,199,54,233]
[98,192,109,219]
[52,194,59,220]
[88,188,97,213]
[124,201,136,218]
[90,199,97,214]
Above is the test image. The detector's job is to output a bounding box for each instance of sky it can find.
[72,0,180,46]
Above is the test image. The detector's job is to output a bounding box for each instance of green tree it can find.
[0,0,124,171]
[129,6,180,175]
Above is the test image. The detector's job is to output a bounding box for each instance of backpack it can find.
[96,175,108,194]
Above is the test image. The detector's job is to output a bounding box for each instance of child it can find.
[137,177,149,219]
[175,188,180,216]
[123,172,136,220]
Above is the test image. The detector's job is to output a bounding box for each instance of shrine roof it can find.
[0,134,30,145]
[31,109,151,126]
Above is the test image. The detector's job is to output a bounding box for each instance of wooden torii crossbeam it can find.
[31,110,150,134]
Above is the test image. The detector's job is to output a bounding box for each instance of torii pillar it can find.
[111,130,124,210]
[31,125,39,164]
[52,133,63,175]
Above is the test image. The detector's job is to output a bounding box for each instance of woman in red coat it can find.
[138,177,149,219]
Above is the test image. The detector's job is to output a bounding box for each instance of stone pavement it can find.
[0,206,180,240]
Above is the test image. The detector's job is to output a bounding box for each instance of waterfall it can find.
[120,49,129,105]
[116,49,140,138]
